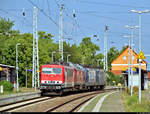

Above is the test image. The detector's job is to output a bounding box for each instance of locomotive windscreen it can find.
[42,68,62,74]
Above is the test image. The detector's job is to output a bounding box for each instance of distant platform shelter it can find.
[122,68,147,90]
[0,64,16,83]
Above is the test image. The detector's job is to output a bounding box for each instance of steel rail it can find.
[45,88,119,112]
[70,88,121,112]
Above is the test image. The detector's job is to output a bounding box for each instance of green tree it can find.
[38,31,54,65]
[79,37,100,66]
[95,53,104,68]
[0,17,14,33]
[107,47,120,70]
[120,46,127,54]
[0,17,107,87]
[106,71,115,85]
[70,44,82,64]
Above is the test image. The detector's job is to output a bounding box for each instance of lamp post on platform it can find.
[16,43,21,92]
[125,25,139,96]
[52,51,56,63]
[67,54,71,62]
[130,9,150,104]
[123,35,131,89]
[104,25,108,72]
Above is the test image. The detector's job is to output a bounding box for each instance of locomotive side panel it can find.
[99,69,106,86]
[85,68,89,83]
[96,69,100,84]
[85,68,106,88]
[81,71,85,83]
[85,68,96,86]
[63,66,74,88]
[76,70,81,85]
[73,69,77,87]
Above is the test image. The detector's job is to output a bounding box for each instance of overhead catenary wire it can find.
[47,0,51,16]
[45,0,77,44]
[0,9,32,25]
[62,5,87,37]
[27,0,68,35]
[52,0,150,43]
[53,0,86,43]
[0,9,32,29]
[28,0,58,27]
[77,0,150,9]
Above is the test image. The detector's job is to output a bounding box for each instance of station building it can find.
[0,64,16,83]
[111,46,147,75]
[111,46,149,89]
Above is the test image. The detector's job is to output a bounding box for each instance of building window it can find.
[123,56,127,60]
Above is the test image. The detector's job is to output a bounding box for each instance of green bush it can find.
[106,71,115,85]
[123,89,150,112]
[115,75,124,84]
[0,80,13,92]
[127,94,138,106]
[106,71,124,86]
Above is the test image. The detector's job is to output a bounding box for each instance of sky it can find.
[0,0,150,69]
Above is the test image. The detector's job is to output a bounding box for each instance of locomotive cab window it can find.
[42,68,62,74]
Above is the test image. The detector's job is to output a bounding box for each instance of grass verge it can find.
[122,90,150,112]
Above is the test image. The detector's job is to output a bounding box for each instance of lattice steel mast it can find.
[32,6,39,89]
[59,4,64,61]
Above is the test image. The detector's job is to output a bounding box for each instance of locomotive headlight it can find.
[42,80,47,84]
[59,81,62,84]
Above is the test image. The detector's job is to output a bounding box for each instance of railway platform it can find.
[0,91,41,106]
[78,89,125,112]
[99,91,125,112]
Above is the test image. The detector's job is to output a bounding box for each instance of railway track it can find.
[45,88,118,112]
[1,87,121,112]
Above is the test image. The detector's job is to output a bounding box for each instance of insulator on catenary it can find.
[105,25,108,31]
[73,9,76,18]
[23,8,25,16]
[93,35,97,37]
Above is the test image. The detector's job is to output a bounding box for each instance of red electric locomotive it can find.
[40,62,106,96]
[40,63,76,96]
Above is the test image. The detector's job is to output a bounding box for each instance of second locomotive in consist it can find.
[40,62,106,96]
